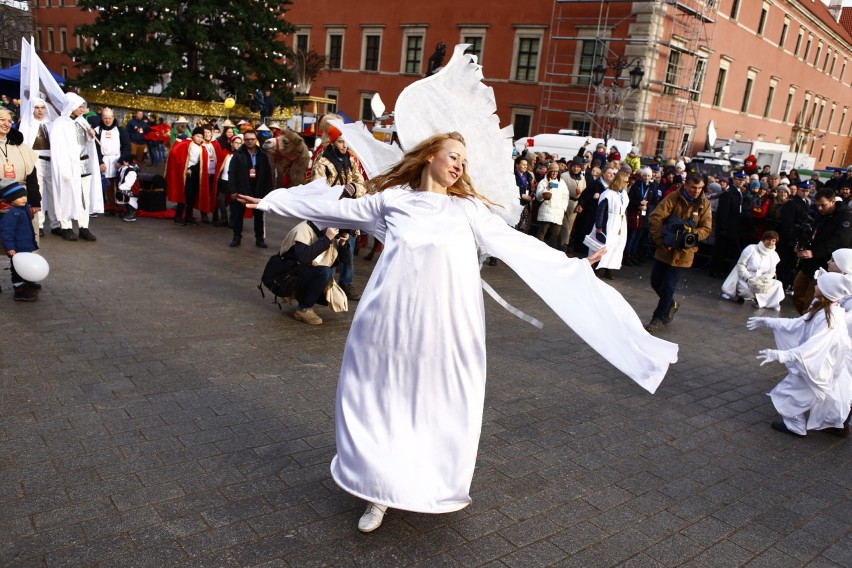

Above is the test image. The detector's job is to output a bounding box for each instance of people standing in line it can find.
[126,110,150,165]
[17,101,48,240]
[645,173,712,333]
[748,271,851,438]
[587,170,630,280]
[228,131,272,248]
[709,172,749,278]
[49,93,100,242]
[534,162,569,248]
[791,188,852,314]
[94,108,130,216]
[311,125,367,301]
[558,156,586,253]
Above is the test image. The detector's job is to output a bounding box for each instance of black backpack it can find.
[258,253,303,308]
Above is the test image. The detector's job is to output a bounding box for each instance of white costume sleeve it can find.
[467,200,678,393]
[256,178,383,235]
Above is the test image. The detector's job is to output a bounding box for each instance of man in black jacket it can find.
[777,181,812,288]
[709,172,749,277]
[228,131,273,248]
[791,187,852,313]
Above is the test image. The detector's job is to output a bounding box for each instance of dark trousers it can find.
[296,265,334,310]
[777,244,797,288]
[229,202,264,240]
[650,260,685,320]
[175,168,199,222]
[709,234,741,275]
[9,257,24,286]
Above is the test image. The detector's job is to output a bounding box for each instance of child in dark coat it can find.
[0,180,39,301]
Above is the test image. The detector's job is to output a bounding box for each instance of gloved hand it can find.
[746,317,767,331]
[756,348,783,366]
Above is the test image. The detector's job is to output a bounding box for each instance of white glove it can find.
[756,349,781,366]
[746,317,767,331]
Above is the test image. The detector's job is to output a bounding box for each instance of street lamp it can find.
[591,57,644,144]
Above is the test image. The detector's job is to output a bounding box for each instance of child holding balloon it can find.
[0,180,40,301]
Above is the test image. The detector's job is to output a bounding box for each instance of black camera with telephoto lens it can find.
[662,216,698,249]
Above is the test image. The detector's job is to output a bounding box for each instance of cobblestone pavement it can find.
[1,210,849,568]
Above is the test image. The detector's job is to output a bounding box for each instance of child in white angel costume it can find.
[748,271,852,438]
[239,46,678,532]
[815,248,852,333]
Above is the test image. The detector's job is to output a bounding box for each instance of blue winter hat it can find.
[796,180,812,189]
[733,172,747,179]
[0,180,26,203]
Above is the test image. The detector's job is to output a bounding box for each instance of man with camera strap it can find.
[645,172,712,333]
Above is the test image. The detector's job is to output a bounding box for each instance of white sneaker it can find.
[357,503,386,533]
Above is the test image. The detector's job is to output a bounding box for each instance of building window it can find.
[794,30,803,56]
[459,28,486,63]
[463,37,483,60]
[763,84,775,118]
[803,36,812,61]
[360,94,374,121]
[61,66,67,80]
[363,34,381,72]
[816,100,825,129]
[577,39,608,86]
[655,129,668,157]
[841,60,847,82]
[729,0,740,20]
[571,119,591,137]
[839,107,848,134]
[295,33,309,53]
[779,20,789,48]
[830,54,837,76]
[511,108,534,140]
[712,67,727,107]
[757,7,768,36]
[783,89,795,123]
[813,43,822,67]
[823,51,831,73]
[47,27,54,52]
[741,77,754,113]
[690,58,707,102]
[327,33,343,70]
[36,29,42,51]
[663,49,682,96]
[402,33,424,74]
[325,91,338,114]
[826,104,836,132]
[60,28,67,53]
[514,36,541,82]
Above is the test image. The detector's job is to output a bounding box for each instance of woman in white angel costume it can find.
[240,46,678,533]
[720,230,785,309]
[747,271,852,438]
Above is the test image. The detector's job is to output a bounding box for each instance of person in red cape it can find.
[166,126,213,225]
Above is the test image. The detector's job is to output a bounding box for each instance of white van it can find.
[515,133,633,163]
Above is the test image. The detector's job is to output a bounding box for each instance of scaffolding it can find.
[538,0,719,158]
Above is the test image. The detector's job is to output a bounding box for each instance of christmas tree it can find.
[70,0,295,105]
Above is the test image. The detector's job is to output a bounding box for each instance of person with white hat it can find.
[747,271,852,437]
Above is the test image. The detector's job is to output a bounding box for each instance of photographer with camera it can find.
[645,172,712,333]
[791,187,852,314]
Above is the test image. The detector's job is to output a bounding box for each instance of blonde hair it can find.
[367,132,494,205]
[805,295,833,327]
[611,171,630,191]
[0,108,12,121]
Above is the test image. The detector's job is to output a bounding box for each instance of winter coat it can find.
[649,190,712,268]
[0,204,37,253]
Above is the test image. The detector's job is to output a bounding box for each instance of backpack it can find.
[258,252,304,308]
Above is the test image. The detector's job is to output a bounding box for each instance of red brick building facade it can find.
[32,0,852,167]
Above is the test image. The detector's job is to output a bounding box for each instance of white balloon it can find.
[12,252,49,282]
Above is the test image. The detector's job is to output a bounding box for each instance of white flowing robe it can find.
[721,244,784,308]
[587,189,628,270]
[767,305,852,435]
[258,180,678,513]
[49,114,103,219]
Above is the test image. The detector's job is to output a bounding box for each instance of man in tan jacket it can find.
[646,172,712,332]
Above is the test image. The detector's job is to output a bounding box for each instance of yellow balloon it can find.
[224,97,236,109]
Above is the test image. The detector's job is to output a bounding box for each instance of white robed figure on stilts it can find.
[239,45,678,533]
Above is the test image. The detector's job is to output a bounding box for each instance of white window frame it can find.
[741,68,757,114]
[572,27,610,86]
[400,27,426,75]
[712,58,731,108]
[325,26,345,70]
[359,92,376,122]
[757,2,770,36]
[763,77,778,119]
[511,107,535,140]
[294,28,310,53]
[783,86,797,123]
[324,90,338,114]
[511,28,545,83]
[360,26,383,72]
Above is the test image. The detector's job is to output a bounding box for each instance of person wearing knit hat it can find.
[310,122,367,301]
[165,124,215,225]
[0,180,40,301]
[748,270,852,438]
[535,162,570,249]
